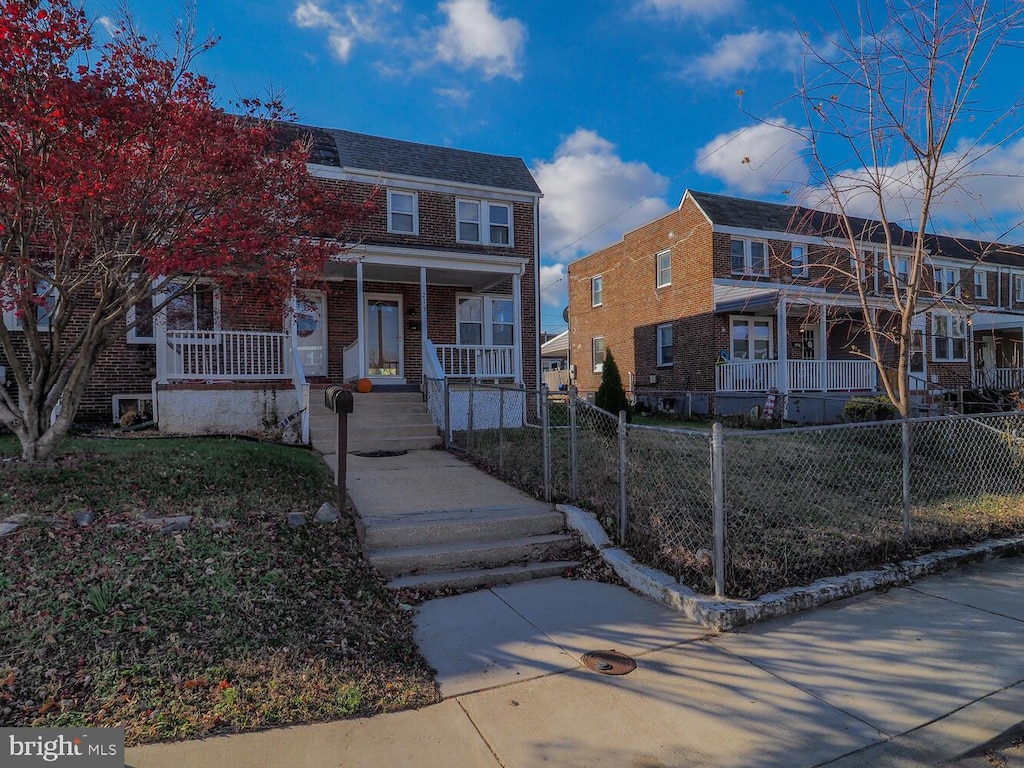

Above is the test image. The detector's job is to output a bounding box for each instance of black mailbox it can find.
[325,386,354,414]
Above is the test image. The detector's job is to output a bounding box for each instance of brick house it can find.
[567,190,1024,420]
[3,124,542,437]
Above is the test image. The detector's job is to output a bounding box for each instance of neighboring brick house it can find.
[567,189,1024,420]
[3,123,542,436]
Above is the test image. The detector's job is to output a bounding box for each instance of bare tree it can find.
[796,0,1024,416]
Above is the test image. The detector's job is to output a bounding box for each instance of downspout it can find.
[534,197,542,391]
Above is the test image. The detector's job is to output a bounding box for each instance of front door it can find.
[365,294,403,379]
[293,291,327,376]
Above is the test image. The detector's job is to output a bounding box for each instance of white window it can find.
[388,190,418,234]
[111,394,153,425]
[973,270,988,300]
[934,267,960,297]
[657,323,673,366]
[1014,274,1024,304]
[731,237,768,276]
[127,280,220,344]
[932,312,967,361]
[656,250,672,287]
[593,336,605,373]
[456,199,513,246]
[730,317,773,360]
[791,245,808,278]
[884,255,910,287]
[592,275,603,307]
[456,295,514,346]
[850,251,868,283]
[3,278,56,331]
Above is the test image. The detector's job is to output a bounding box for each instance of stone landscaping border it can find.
[559,503,1024,632]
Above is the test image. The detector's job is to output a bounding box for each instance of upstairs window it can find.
[656,250,672,287]
[933,312,967,361]
[791,245,808,278]
[973,270,988,300]
[457,199,513,246]
[885,256,910,288]
[1014,274,1024,304]
[934,267,960,297]
[592,275,603,307]
[388,190,418,234]
[731,237,768,276]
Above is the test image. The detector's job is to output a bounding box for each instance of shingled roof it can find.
[275,122,541,195]
[687,190,917,246]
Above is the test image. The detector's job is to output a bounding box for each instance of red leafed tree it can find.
[0,0,369,461]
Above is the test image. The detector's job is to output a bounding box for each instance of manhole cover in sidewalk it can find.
[581,650,636,675]
[352,450,408,458]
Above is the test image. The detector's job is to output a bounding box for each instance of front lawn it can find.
[0,436,438,744]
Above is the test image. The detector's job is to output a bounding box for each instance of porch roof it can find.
[325,246,529,292]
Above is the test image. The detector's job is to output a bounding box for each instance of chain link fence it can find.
[433,381,1024,600]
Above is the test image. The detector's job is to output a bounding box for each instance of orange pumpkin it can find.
[356,378,373,393]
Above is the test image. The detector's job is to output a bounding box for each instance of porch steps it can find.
[308,390,441,453]
[360,505,581,591]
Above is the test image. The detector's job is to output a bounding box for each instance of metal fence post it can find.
[569,387,578,499]
[498,385,505,473]
[901,418,912,538]
[711,421,727,598]
[467,380,475,456]
[541,384,551,502]
[618,409,628,545]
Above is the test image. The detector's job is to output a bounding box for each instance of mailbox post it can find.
[324,386,354,500]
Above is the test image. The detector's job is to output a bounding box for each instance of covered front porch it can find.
[713,284,880,394]
[971,312,1024,390]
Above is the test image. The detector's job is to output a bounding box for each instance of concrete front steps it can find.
[361,503,582,592]
[309,389,441,454]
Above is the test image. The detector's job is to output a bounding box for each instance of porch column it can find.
[356,260,366,379]
[819,306,828,391]
[776,299,789,395]
[513,273,523,385]
[420,267,428,373]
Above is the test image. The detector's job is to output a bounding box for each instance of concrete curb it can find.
[558,503,1024,632]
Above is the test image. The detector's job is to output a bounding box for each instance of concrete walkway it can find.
[127,552,1024,767]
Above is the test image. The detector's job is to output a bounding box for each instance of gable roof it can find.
[275,122,541,195]
[686,190,916,246]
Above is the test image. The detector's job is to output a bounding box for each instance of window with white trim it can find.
[1014,274,1024,304]
[3,278,56,331]
[591,275,603,307]
[656,250,672,287]
[387,190,418,234]
[730,317,773,360]
[934,267,960,297]
[592,336,605,373]
[973,270,988,300]
[456,199,513,246]
[456,295,514,346]
[883,255,910,287]
[112,394,153,425]
[657,323,673,366]
[127,280,220,344]
[791,245,808,278]
[932,312,967,361]
[731,237,768,276]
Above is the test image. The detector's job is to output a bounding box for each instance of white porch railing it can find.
[160,330,292,380]
[717,359,878,392]
[342,340,360,382]
[974,367,1024,390]
[434,344,516,379]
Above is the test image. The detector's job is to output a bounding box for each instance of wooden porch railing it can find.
[716,359,878,392]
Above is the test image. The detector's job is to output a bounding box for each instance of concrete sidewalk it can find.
[128,556,1024,768]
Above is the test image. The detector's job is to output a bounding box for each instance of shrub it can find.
[843,395,898,422]
[595,349,630,417]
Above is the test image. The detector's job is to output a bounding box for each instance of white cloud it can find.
[802,137,1024,239]
[695,120,809,195]
[539,263,567,311]
[434,86,471,106]
[689,30,806,81]
[532,129,671,260]
[95,16,120,36]
[435,0,526,80]
[637,0,742,20]
[290,0,394,63]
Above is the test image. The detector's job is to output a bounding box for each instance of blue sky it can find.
[90,0,1024,332]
